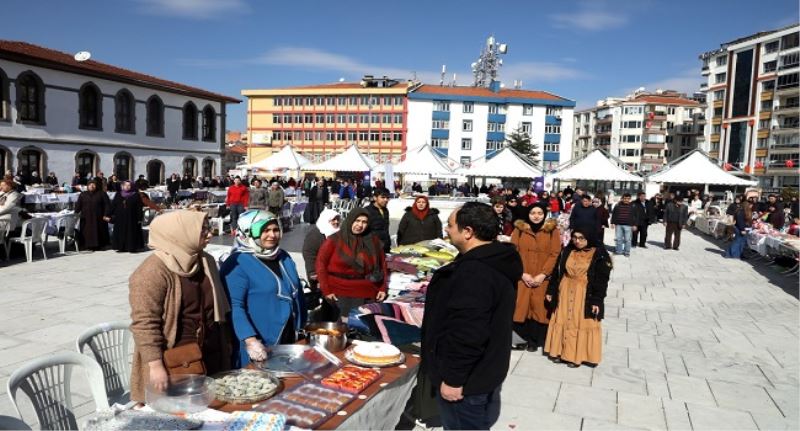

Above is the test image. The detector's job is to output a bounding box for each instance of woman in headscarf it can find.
[491,195,513,238]
[110,180,145,252]
[396,195,442,245]
[302,209,341,321]
[74,178,112,250]
[316,208,388,321]
[129,210,232,402]
[220,210,306,367]
[544,226,612,367]
[510,203,562,352]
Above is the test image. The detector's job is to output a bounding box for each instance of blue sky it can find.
[3,0,798,132]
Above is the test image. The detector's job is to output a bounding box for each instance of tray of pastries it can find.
[254,399,327,429]
[320,365,381,393]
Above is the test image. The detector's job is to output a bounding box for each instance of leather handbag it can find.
[163,284,207,376]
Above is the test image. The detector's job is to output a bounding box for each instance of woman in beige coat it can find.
[129,210,232,403]
[510,203,562,352]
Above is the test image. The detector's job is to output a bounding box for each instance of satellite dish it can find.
[339,77,345,82]
[74,51,91,62]
[498,44,508,54]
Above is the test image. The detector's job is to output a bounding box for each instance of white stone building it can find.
[0,41,240,186]
[699,24,799,190]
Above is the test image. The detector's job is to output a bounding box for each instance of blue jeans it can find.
[229,204,245,232]
[615,225,632,255]
[726,229,747,258]
[550,211,560,219]
[436,385,501,430]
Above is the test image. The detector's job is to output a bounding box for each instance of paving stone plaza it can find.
[0,222,797,430]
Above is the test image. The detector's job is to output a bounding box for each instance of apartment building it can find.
[573,90,705,172]
[700,23,799,189]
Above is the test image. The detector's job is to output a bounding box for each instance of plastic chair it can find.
[7,352,109,430]
[53,214,80,254]
[0,415,31,430]
[76,321,133,406]
[0,221,11,261]
[5,218,48,262]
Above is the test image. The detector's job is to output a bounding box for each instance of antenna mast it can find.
[471,35,508,88]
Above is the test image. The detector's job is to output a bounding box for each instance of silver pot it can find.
[304,322,348,352]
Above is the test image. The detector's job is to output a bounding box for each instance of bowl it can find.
[304,322,348,352]
[211,369,282,404]
[145,374,215,415]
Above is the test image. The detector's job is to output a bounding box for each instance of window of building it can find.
[358,131,368,141]
[621,135,641,143]
[337,114,346,124]
[781,32,800,50]
[764,61,777,73]
[488,122,505,132]
[305,114,314,123]
[460,156,471,168]
[147,160,164,185]
[545,124,561,134]
[781,52,800,70]
[18,147,44,177]
[114,89,135,133]
[521,122,532,134]
[294,114,303,124]
[713,125,721,134]
[777,72,799,89]
[78,83,102,130]
[488,103,499,114]
[716,56,728,67]
[326,114,335,123]
[622,121,642,128]
[713,107,724,117]
[544,143,559,152]
[765,40,779,53]
[0,68,8,121]
[394,114,403,123]
[16,72,45,124]
[431,138,449,148]
[462,120,473,132]
[315,114,324,123]
[463,102,474,113]
[763,80,776,91]
[461,138,472,150]
[380,132,391,141]
[623,106,643,115]
[715,72,727,84]
[369,132,379,141]
[432,119,449,129]
[202,105,216,141]
[523,104,533,116]
[433,100,450,111]
[546,106,562,116]
[146,96,164,136]
[666,135,674,144]
[75,151,97,179]
[486,140,504,150]
[183,102,198,140]
[667,107,676,115]
[337,132,347,141]
[114,152,133,181]
[202,158,215,178]
[182,157,197,177]
[371,114,380,123]
[393,132,403,141]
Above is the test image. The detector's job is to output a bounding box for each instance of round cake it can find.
[352,342,401,365]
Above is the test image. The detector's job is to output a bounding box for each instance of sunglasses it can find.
[572,235,587,241]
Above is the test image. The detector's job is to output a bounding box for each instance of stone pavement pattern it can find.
[0,224,798,430]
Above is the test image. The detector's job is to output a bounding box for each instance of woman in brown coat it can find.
[129,210,232,403]
[510,203,562,352]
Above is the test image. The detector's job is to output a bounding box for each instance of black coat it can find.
[301,225,326,281]
[632,199,656,225]
[569,204,600,243]
[364,203,391,253]
[546,247,612,320]
[75,190,111,249]
[396,208,442,245]
[664,202,689,225]
[421,242,523,395]
[110,192,144,252]
[167,178,180,194]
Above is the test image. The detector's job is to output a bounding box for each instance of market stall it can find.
[465,147,542,179]
[550,149,643,187]
[303,145,379,173]
[646,150,757,189]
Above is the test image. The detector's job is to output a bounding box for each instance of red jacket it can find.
[226,184,250,206]
[549,198,560,213]
[316,236,388,298]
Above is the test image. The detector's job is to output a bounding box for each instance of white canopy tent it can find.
[302,144,378,172]
[374,143,454,176]
[248,144,311,171]
[646,150,757,186]
[551,150,643,182]
[466,147,542,178]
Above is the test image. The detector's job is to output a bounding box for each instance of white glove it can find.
[245,338,268,362]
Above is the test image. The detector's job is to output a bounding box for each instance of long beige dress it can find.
[544,248,602,365]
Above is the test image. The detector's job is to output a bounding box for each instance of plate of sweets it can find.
[279,383,354,414]
[254,399,327,429]
[320,365,381,393]
[345,342,405,368]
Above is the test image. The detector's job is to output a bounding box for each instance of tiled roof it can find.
[630,95,700,106]
[227,144,247,155]
[0,40,240,103]
[414,84,569,101]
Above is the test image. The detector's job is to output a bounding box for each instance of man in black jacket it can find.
[421,202,523,430]
[664,196,689,250]
[569,194,601,246]
[631,192,655,248]
[364,188,391,253]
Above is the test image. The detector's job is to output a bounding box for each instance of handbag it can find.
[163,284,207,376]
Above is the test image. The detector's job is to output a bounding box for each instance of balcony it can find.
[775,83,800,96]
[774,104,800,115]
[644,128,666,135]
[700,82,709,89]
[643,143,665,150]
[758,129,771,139]
[595,116,613,124]
[713,100,724,108]
[759,110,772,120]
[595,129,612,137]
[646,112,667,121]
[754,167,766,174]
[701,66,710,76]
[696,135,706,141]
[641,156,665,163]
[772,122,800,134]
[709,151,719,158]
[711,133,721,142]
[712,117,722,125]
[761,90,774,100]
[756,148,769,157]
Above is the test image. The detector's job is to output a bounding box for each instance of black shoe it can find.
[512,343,528,351]
[664,246,671,250]
[631,244,637,248]
[640,244,648,248]
[673,248,679,251]
[526,344,539,353]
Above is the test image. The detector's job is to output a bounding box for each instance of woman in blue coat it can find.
[220,210,306,367]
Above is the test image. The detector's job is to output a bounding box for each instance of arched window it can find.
[115,89,135,133]
[201,158,215,178]
[183,102,198,140]
[202,105,216,142]
[0,145,10,173]
[17,146,45,177]
[16,71,45,124]
[0,68,9,121]
[114,152,133,181]
[75,150,98,179]
[147,159,165,186]
[183,157,197,177]
[146,96,164,137]
[79,82,103,130]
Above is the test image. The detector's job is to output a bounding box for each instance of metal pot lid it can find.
[256,344,338,378]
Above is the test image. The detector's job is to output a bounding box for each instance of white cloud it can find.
[503,62,588,84]
[136,0,248,19]
[549,1,629,31]
[634,68,703,95]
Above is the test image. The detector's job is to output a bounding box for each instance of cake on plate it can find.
[351,342,401,365]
